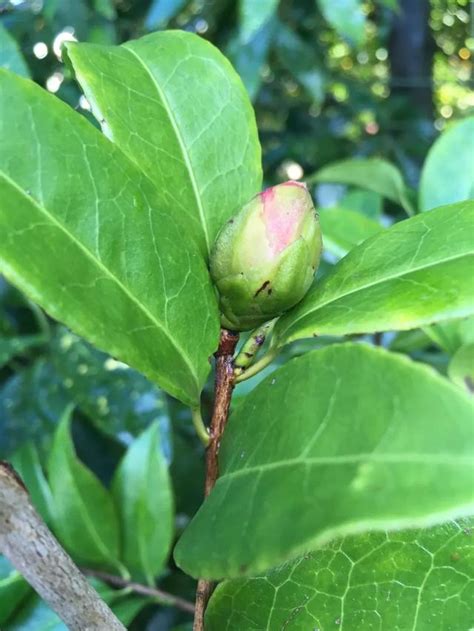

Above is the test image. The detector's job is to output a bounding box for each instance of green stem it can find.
[234,320,276,378]
[191,406,210,447]
[234,346,280,383]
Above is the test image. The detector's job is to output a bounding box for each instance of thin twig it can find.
[0,462,126,631]
[204,328,239,497]
[193,328,239,631]
[83,569,195,614]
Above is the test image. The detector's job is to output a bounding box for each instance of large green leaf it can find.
[65,31,262,257]
[419,117,474,212]
[310,158,415,215]
[206,518,474,630]
[113,423,174,583]
[174,343,474,579]
[274,201,474,346]
[48,409,122,570]
[0,24,30,78]
[316,0,366,46]
[0,70,219,406]
[319,207,383,258]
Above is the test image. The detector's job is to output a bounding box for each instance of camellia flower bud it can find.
[210,180,322,331]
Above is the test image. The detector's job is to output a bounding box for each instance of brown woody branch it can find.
[193,328,239,631]
[0,462,126,631]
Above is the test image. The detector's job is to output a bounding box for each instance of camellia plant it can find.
[0,30,473,631]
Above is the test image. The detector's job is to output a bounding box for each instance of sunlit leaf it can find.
[65,31,262,257]
[206,519,474,630]
[175,344,474,579]
[0,70,219,406]
[274,201,474,346]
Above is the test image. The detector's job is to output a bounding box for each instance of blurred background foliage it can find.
[0,0,472,629]
[0,0,472,185]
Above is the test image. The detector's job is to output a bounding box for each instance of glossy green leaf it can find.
[10,442,55,525]
[274,201,474,346]
[449,343,474,394]
[113,423,174,583]
[48,409,122,570]
[0,24,30,78]
[240,0,279,43]
[0,70,219,406]
[310,158,415,215]
[65,31,262,257]
[0,334,45,368]
[0,557,31,625]
[206,518,474,630]
[319,208,383,258]
[420,117,474,212]
[174,343,474,579]
[316,0,366,46]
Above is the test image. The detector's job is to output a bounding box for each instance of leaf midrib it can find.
[0,171,199,394]
[123,45,211,255]
[280,250,473,339]
[222,452,474,481]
